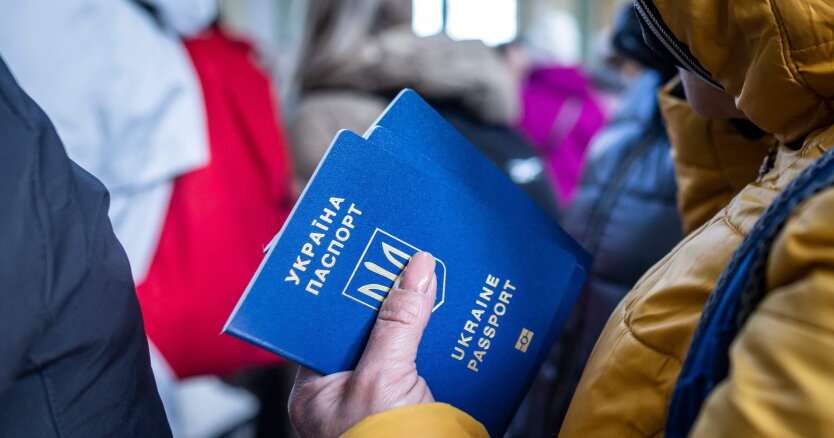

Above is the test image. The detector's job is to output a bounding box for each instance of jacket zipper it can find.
[634,0,723,89]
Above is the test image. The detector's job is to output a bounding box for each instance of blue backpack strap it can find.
[665,146,834,438]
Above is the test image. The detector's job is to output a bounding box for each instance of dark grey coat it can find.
[0,57,171,437]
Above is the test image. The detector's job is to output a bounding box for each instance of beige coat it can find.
[289,27,517,187]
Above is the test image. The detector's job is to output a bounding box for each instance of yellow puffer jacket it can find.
[560,109,831,438]
[561,0,834,435]
[341,0,834,436]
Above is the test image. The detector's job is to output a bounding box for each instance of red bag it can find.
[136,28,295,378]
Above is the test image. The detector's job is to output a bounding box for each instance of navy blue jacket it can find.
[557,72,683,396]
[0,57,171,437]
[508,70,684,436]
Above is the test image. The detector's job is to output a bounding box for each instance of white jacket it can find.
[0,0,216,281]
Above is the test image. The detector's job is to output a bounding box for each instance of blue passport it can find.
[224,91,589,436]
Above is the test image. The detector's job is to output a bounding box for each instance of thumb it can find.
[354,252,437,374]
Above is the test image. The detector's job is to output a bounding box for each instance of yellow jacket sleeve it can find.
[658,79,772,234]
[690,188,834,437]
[341,403,488,438]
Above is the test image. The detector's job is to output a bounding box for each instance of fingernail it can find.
[399,252,435,294]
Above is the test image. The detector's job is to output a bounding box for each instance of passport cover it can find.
[225,93,589,436]
[370,126,590,362]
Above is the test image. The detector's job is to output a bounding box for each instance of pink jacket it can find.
[516,66,606,205]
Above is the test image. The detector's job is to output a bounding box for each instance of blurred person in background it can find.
[0,0,213,432]
[0,0,210,291]
[508,10,607,208]
[0,0,297,435]
[137,21,298,437]
[290,0,560,219]
[507,5,683,435]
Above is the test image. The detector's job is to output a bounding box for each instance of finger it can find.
[355,252,437,374]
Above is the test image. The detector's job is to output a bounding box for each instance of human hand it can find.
[288,252,438,438]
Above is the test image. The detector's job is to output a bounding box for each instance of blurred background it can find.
[221,0,625,107]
